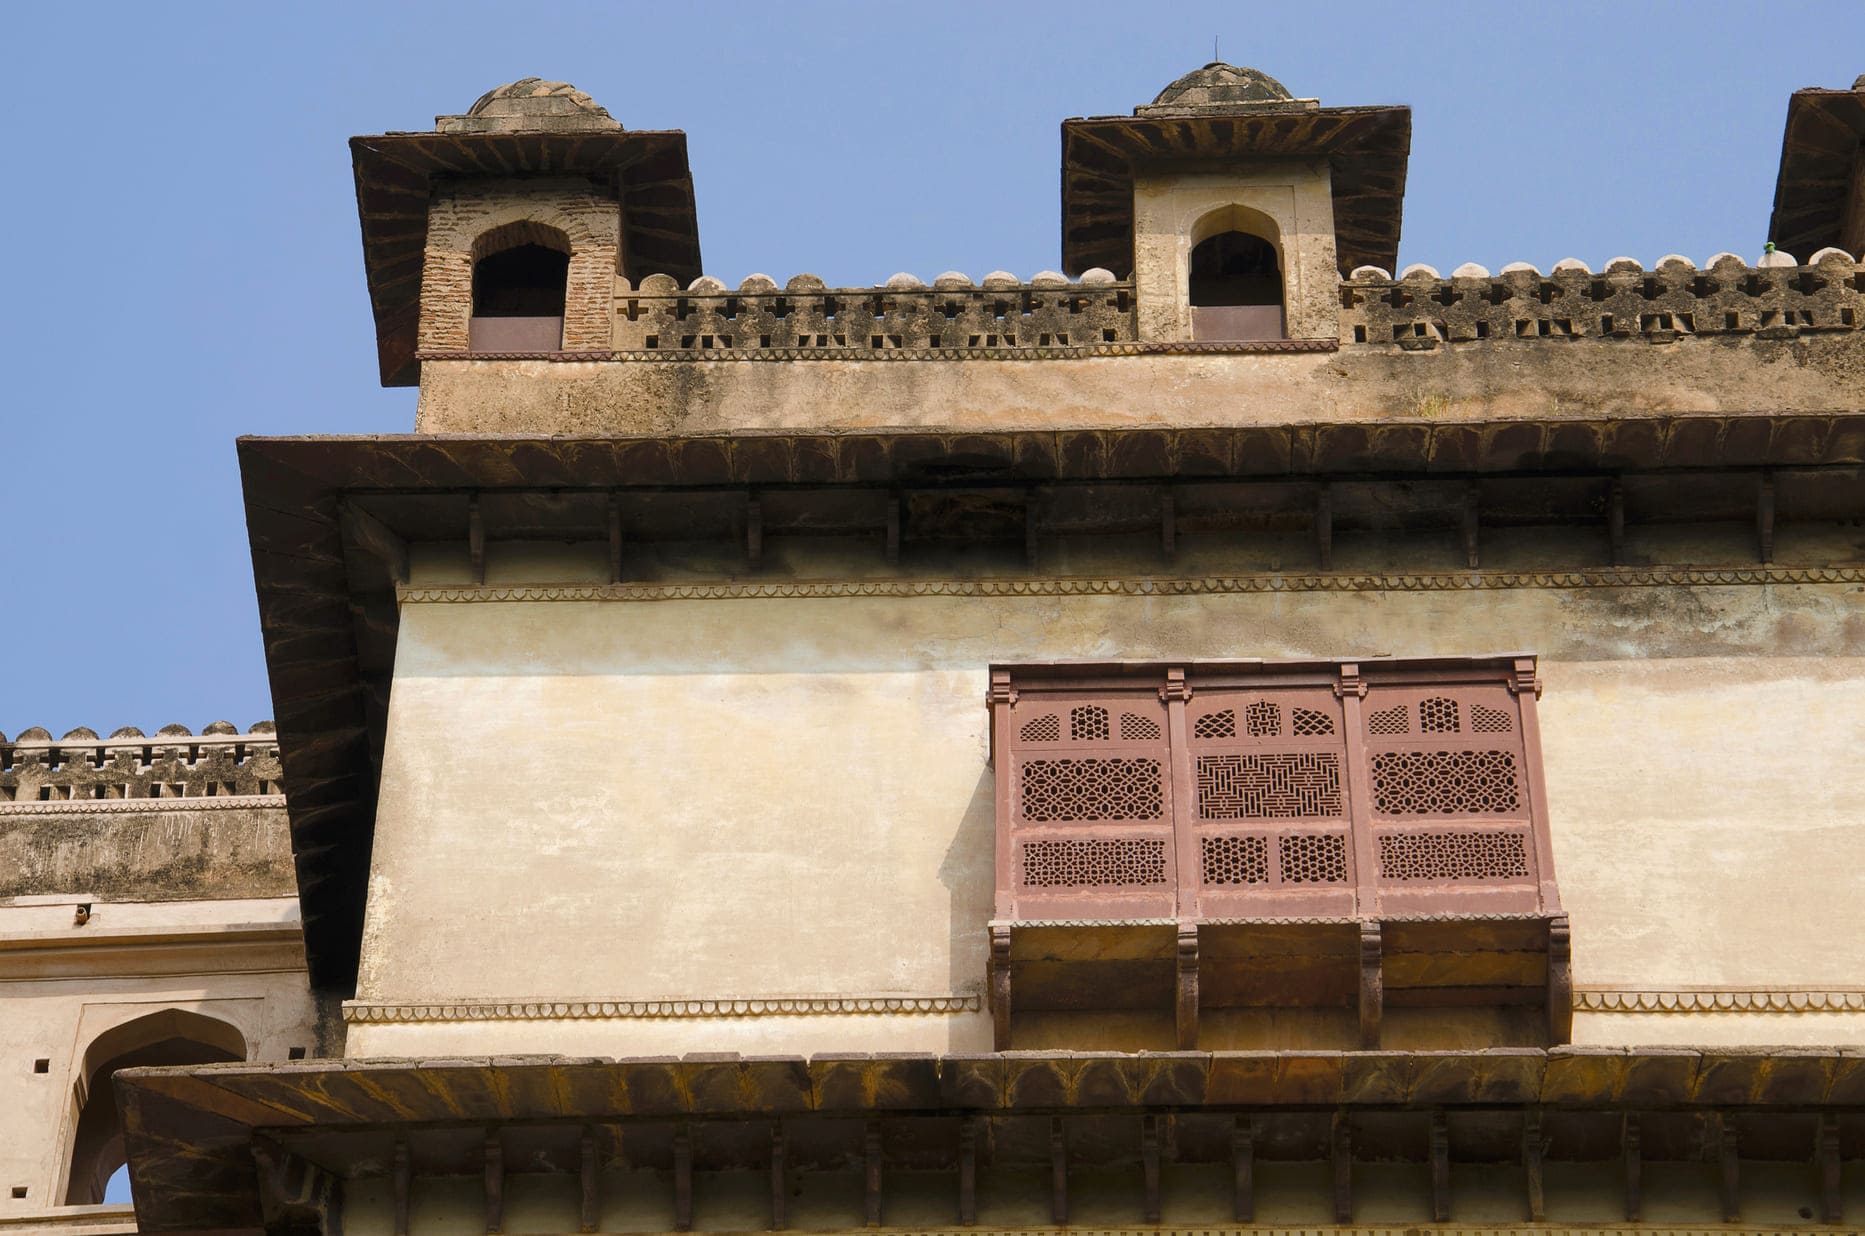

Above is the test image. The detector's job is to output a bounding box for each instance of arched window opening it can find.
[1189,229,1285,341]
[64,1011,246,1206]
[469,223,571,353]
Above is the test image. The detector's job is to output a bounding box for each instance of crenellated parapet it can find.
[1341,248,1865,348]
[1,722,283,804]
[609,269,1137,356]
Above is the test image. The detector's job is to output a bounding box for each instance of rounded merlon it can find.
[1149,62,1295,109]
[61,727,99,742]
[1349,265,1393,281]
[737,274,778,292]
[1551,258,1592,274]
[981,271,1020,289]
[156,723,193,737]
[1655,254,1696,271]
[1398,263,1441,281]
[933,272,974,289]
[1499,262,1541,275]
[1451,262,1491,279]
[109,727,146,739]
[1603,257,1643,274]
[785,274,827,292]
[687,276,727,294]
[1030,271,1069,288]
[15,727,52,742]
[1809,246,1855,265]
[884,273,926,290]
[202,720,240,736]
[1079,268,1117,285]
[1757,248,1797,268]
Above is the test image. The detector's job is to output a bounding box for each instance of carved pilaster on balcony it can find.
[987,655,1566,1050]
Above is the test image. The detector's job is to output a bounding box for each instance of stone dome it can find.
[1142,62,1298,112]
[438,79,621,134]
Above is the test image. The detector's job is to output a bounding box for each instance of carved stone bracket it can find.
[252,1137,341,1236]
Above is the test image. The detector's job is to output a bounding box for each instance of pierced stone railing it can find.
[615,270,1136,354]
[0,722,283,803]
[1340,249,1865,348]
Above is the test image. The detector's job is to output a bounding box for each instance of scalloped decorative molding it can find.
[0,794,285,817]
[398,565,1865,607]
[1576,987,1865,1014]
[414,338,1338,364]
[344,994,983,1024]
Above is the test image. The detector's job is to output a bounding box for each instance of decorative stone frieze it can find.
[0,724,282,803]
[1577,987,1865,1013]
[395,564,1865,608]
[613,273,1136,352]
[1341,251,1864,348]
[344,994,982,1023]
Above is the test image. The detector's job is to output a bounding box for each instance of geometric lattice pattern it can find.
[1278,832,1349,883]
[1020,757,1164,821]
[1192,709,1236,740]
[1070,705,1110,741]
[1470,703,1513,732]
[1377,829,1530,881]
[1119,713,1162,741]
[1291,707,1335,736]
[1196,753,1344,819]
[1200,834,1269,885]
[1420,696,1460,732]
[1020,713,1060,743]
[1021,837,1168,887]
[1369,750,1521,815]
[1367,704,1410,735]
[1245,701,1280,737]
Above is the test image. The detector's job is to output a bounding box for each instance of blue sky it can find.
[2,0,1862,739]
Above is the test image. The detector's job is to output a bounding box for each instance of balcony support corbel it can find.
[989,924,1012,1050]
[1175,923,1200,1049]
[1546,914,1573,1044]
[1358,920,1383,1049]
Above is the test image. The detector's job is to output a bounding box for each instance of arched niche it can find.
[1187,205,1286,341]
[469,220,572,352]
[63,1010,247,1206]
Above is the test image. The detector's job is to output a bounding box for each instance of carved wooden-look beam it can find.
[1050,1116,1068,1225]
[1523,1108,1546,1222]
[1429,1110,1449,1222]
[468,494,485,585]
[863,1120,883,1227]
[1232,1116,1255,1223]
[1623,1113,1642,1221]
[1462,484,1481,569]
[579,1129,599,1235]
[1717,1114,1740,1223]
[1820,1112,1842,1224]
[1161,491,1176,560]
[957,1117,978,1226]
[673,1125,694,1232]
[1316,483,1333,570]
[606,493,623,584]
[1331,1112,1353,1223]
[1608,477,1626,566]
[393,1138,411,1236]
[746,494,763,566]
[483,1132,503,1236]
[884,494,900,565]
[1757,471,1776,564]
[1141,1115,1161,1223]
[770,1124,788,1231]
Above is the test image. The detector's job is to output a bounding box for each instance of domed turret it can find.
[437,79,622,134]
[1139,62,1307,113]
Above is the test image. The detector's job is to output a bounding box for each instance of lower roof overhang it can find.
[119,1047,1865,1234]
[239,417,1865,992]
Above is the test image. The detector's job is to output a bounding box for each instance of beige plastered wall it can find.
[410,336,1865,435]
[0,896,316,1224]
[1131,160,1339,341]
[351,573,1865,1058]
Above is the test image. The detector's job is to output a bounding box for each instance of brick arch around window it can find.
[418,178,620,354]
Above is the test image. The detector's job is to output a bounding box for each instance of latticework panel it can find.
[1369,750,1522,815]
[1377,829,1531,882]
[1019,757,1164,822]
[1196,753,1344,819]
[1020,837,1168,888]
[1278,832,1349,884]
[1200,834,1269,885]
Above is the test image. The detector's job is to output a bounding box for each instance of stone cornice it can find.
[1577,987,1865,1014]
[398,563,1865,607]
[344,993,982,1023]
[0,794,285,818]
[415,338,1341,363]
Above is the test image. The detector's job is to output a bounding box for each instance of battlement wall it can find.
[411,252,1865,436]
[0,724,293,902]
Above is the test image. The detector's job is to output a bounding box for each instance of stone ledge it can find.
[345,994,982,1023]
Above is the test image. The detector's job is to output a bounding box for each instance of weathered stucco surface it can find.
[0,804,294,903]
[0,896,316,1217]
[413,336,1865,435]
[351,581,1865,1057]
[1131,163,1339,340]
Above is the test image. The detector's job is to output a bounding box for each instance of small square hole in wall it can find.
[287,1047,307,1060]
[33,1059,49,1073]
[11,1188,26,1200]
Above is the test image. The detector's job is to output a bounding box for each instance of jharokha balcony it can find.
[986,655,1566,1052]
